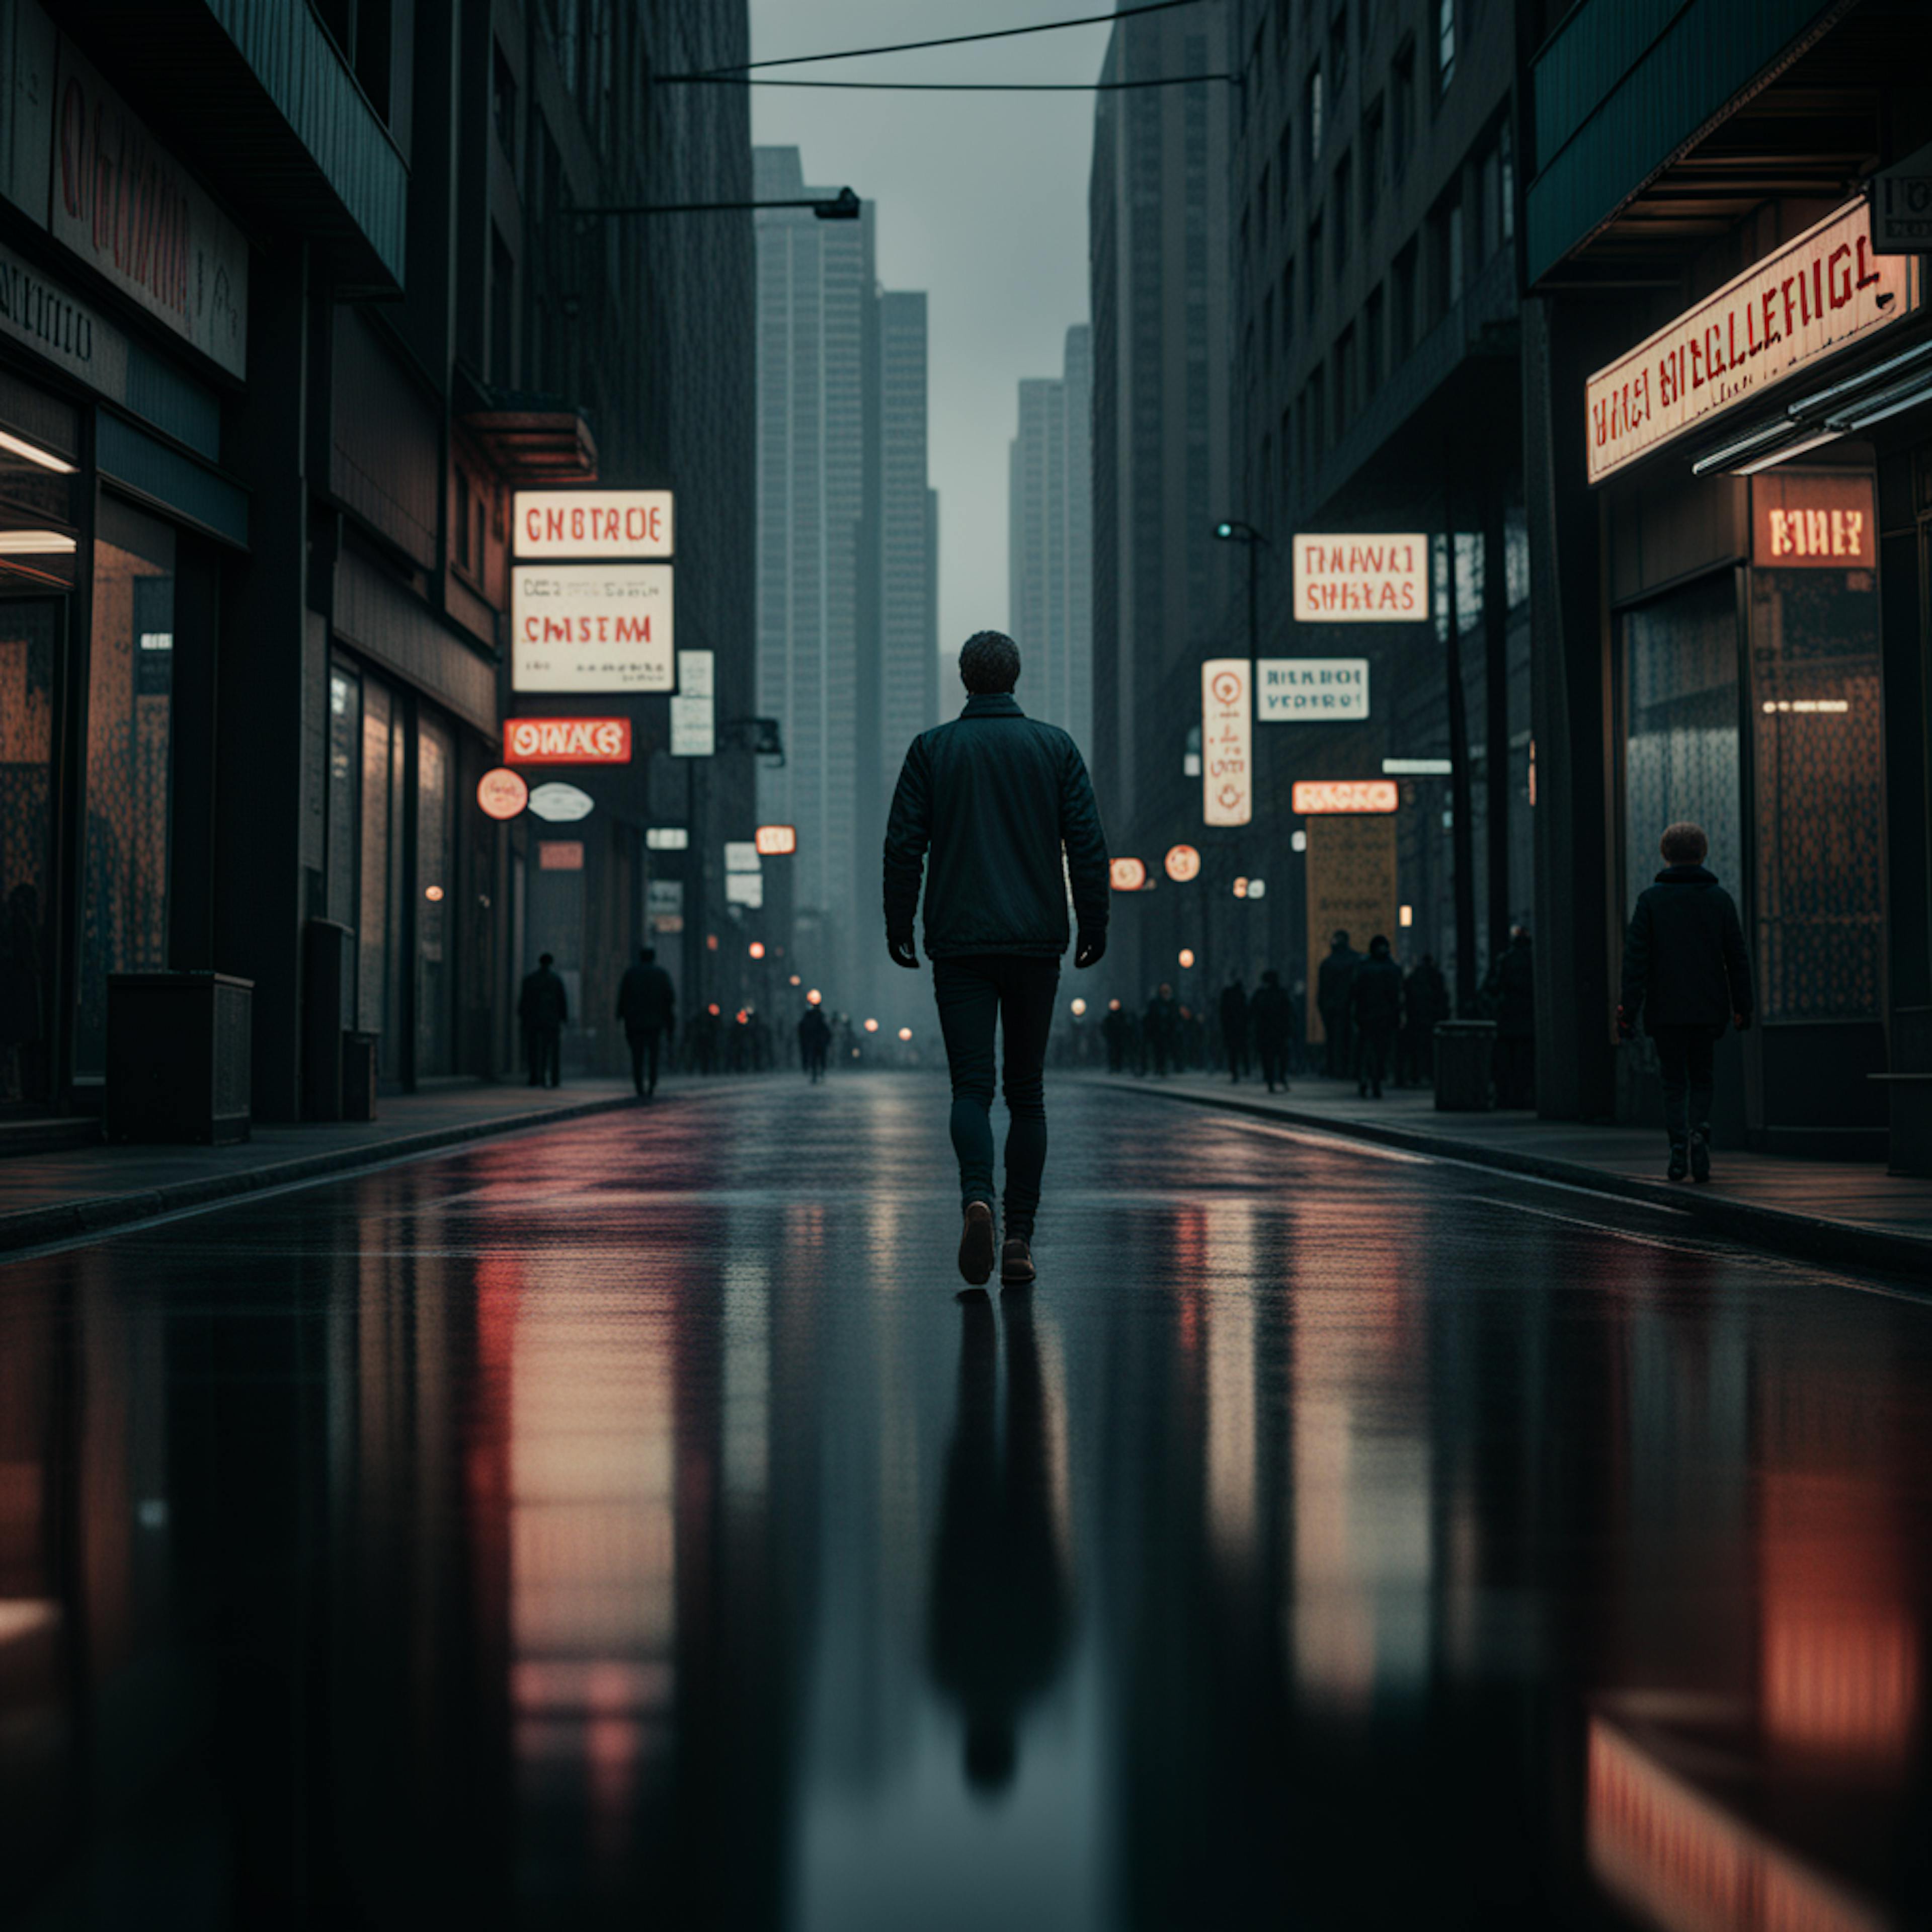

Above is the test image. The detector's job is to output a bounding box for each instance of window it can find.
[1391,40,1414,176]
[1308,65,1324,164]
[1362,97,1384,229]
[1281,259,1296,357]
[1333,152,1352,271]
[1499,121,1516,246]
[315,0,393,122]
[1261,431,1274,522]
[1432,191,1464,312]
[1329,5,1350,97]
[1393,238,1418,357]
[1307,215,1323,317]
[1258,163,1271,236]
[1275,0,1294,63]
[1309,365,1327,454]
[1278,121,1296,209]
[493,43,517,161]
[1364,285,1384,392]
[1279,406,1294,500]
[491,225,515,386]
[1436,0,1456,93]
[1263,292,1275,375]
[1335,325,1356,430]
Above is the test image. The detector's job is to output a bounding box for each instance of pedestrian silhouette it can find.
[1142,984,1179,1077]
[1400,953,1449,1086]
[882,630,1110,1289]
[517,951,568,1088]
[1485,927,1537,1108]
[1101,998,1129,1074]
[1618,821,1753,1182]
[1317,930,1361,1078]
[616,945,676,1097]
[1349,935,1403,1097]
[928,1293,1071,1798]
[1218,977,1250,1084]
[797,1002,831,1082]
[1250,968,1293,1093]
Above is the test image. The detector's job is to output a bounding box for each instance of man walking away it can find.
[1487,927,1537,1108]
[883,630,1109,1289]
[1218,978,1250,1084]
[798,1001,831,1082]
[1618,822,1753,1182]
[518,952,568,1088]
[1250,969,1293,1094]
[1348,936,1403,1098]
[616,945,676,1097]
[1317,931,1361,1078]
[1142,985,1179,1077]
[1400,953,1448,1086]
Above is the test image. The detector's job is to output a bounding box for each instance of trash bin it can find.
[106,972,253,1143]
[1433,1019,1496,1112]
[343,1032,379,1123]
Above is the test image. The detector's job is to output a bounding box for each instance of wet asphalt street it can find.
[2,1073,1929,1931]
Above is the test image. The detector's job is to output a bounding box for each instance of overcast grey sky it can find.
[747,1,1110,658]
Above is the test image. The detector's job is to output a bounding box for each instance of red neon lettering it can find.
[1855,236,1880,290]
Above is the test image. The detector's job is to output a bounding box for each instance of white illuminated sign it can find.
[527,781,595,823]
[513,489,674,558]
[723,842,761,874]
[672,648,715,757]
[1258,658,1370,720]
[1201,658,1252,827]
[512,565,674,691]
[1585,199,1919,484]
[1293,536,1427,621]
[724,873,764,908]
[646,827,688,851]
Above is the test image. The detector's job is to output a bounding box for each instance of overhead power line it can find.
[661,74,1233,92]
[662,0,1218,80]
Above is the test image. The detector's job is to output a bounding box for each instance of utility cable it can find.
[662,0,1218,79]
[660,73,1232,90]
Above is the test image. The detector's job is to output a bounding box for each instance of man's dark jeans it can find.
[932,954,1059,1238]
[628,1027,662,1096]
[1651,1023,1719,1146]
[525,1025,561,1087]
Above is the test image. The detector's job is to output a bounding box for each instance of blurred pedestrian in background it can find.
[1318,930,1361,1079]
[1348,935,1404,1099]
[1399,953,1450,1087]
[518,952,568,1088]
[1142,984,1179,1077]
[1218,977,1250,1084]
[1250,969,1293,1094]
[798,1001,831,1082]
[1101,998,1130,1073]
[1618,822,1753,1182]
[615,945,676,1098]
[1486,927,1538,1108]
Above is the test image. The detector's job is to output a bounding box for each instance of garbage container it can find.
[106,973,253,1143]
[1433,1019,1496,1112]
[343,1032,379,1123]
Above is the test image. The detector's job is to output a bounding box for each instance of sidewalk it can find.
[1087,1072,1932,1280]
[0,1077,763,1256]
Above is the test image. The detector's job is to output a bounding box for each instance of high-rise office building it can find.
[1008,325,1094,749]
[755,149,935,1007]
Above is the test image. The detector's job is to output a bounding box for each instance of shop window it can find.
[360,679,405,1076]
[1623,574,1741,923]
[1749,554,1882,1019]
[76,500,176,1077]
[0,602,56,1103]
[416,715,456,1077]
[327,667,360,930]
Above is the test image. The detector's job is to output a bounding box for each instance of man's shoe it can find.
[1689,1126,1712,1183]
[958,1202,996,1285]
[1667,1143,1689,1182]
[1001,1235,1036,1287]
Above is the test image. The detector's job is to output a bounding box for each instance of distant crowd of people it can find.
[1088,925,1537,1102]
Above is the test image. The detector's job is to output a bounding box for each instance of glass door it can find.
[0,600,60,1108]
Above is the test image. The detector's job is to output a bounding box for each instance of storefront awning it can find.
[459,409,600,484]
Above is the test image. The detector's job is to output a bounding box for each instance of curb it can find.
[1115,1081,1932,1284]
[0,1092,648,1257]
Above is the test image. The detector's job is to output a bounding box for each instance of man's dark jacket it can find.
[518,967,568,1029]
[1250,983,1293,1044]
[1218,984,1248,1038]
[1317,942,1360,1020]
[1619,864,1753,1031]
[1349,952,1404,1032]
[616,961,676,1032]
[883,692,1109,958]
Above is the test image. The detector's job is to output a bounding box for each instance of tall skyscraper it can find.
[1008,324,1093,748]
[755,148,935,1006]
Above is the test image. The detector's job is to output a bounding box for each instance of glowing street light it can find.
[898,1026,913,1041]
[1178,948,1195,969]
[807,989,822,1005]
[788,973,801,986]
[863,1017,879,1033]
[1070,997,1087,1016]
[748,940,766,959]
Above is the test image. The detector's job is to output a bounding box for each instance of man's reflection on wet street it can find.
[928,1293,1072,1798]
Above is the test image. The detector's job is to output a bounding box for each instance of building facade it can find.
[1009,324,1094,750]
[754,148,934,1014]
[0,0,754,1126]
[1088,7,1233,1002]
[1523,0,1932,1166]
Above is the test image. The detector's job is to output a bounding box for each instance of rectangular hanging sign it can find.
[1292,536,1427,620]
[505,717,633,763]
[1585,200,1918,485]
[1201,659,1253,827]
[1258,658,1370,720]
[1750,473,1877,570]
[513,489,674,558]
[511,564,673,691]
[1292,779,1399,814]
